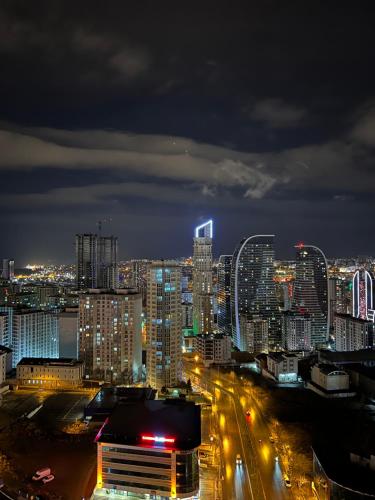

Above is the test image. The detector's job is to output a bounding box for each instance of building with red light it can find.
[94,399,201,499]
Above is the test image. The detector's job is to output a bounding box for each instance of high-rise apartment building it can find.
[230,235,280,350]
[282,310,312,351]
[293,243,328,348]
[76,234,98,289]
[146,261,182,389]
[79,289,142,383]
[240,315,269,353]
[2,259,14,281]
[334,313,371,351]
[129,260,150,307]
[193,221,213,335]
[98,236,118,289]
[328,277,347,332]
[0,307,58,367]
[352,269,374,321]
[76,234,119,290]
[217,255,232,336]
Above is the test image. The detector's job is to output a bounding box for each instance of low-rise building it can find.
[95,399,201,499]
[266,352,298,382]
[16,357,84,388]
[308,363,355,398]
[334,313,371,351]
[196,334,232,366]
[318,349,375,367]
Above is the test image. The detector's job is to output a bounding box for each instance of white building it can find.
[334,313,371,352]
[240,315,268,353]
[79,289,142,383]
[193,220,214,335]
[311,364,350,392]
[196,334,232,366]
[0,307,59,367]
[147,262,182,390]
[0,346,12,385]
[266,352,298,382]
[17,357,84,388]
[282,311,312,351]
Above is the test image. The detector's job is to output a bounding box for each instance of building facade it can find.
[217,255,232,337]
[230,235,280,350]
[0,307,58,367]
[193,220,213,335]
[282,310,312,352]
[0,346,12,385]
[146,262,182,390]
[240,315,269,353]
[79,289,142,383]
[334,313,371,352]
[16,357,84,388]
[266,352,298,382]
[76,233,119,290]
[196,333,231,366]
[353,269,374,321]
[293,243,328,348]
[2,259,14,281]
[95,400,201,499]
[58,307,78,358]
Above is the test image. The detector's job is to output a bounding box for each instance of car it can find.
[284,476,292,488]
[32,468,51,481]
[245,409,251,416]
[236,454,242,465]
[269,436,275,443]
[275,456,279,462]
[42,474,55,484]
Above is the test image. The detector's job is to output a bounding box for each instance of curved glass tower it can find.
[353,269,374,320]
[293,243,328,348]
[230,235,280,350]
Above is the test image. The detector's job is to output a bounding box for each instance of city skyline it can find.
[1,2,375,263]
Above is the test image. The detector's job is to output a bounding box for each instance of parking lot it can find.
[0,388,98,499]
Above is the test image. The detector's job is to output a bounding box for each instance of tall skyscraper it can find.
[76,234,98,289]
[78,288,142,382]
[293,243,328,347]
[217,255,232,336]
[76,233,119,290]
[352,269,374,321]
[230,235,280,350]
[146,261,182,389]
[193,220,213,335]
[2,259,14,281]
[328,277,347,332]
[98,236,118,289]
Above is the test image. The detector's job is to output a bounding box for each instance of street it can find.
[185,359,295,500]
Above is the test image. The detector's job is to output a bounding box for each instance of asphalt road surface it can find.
[185,360,293,500]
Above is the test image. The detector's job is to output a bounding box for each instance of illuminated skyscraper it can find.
[193,220,213,335]
[217,255,232,336]
[352,269,374,321]
[146,261,182,389]
[230,235,280,350]
[293,243,328,347]
[78,288,142,382]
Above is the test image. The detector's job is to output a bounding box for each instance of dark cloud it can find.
[0,0,375,262]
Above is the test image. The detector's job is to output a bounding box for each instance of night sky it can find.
[1,1,375,264]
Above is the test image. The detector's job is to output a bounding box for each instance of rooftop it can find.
[335,312,372,324]
[319,349,375,364]
[97,399,201,451]
[17,357,83,367]
[268,351,297,362]
[0,345,12,354]
[84,288,139,296]
[315,363,347,376]
[85,386,157,419]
